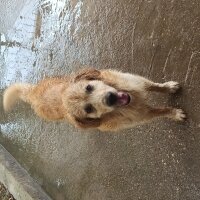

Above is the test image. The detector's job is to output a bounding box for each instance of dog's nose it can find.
[105,92,117,106]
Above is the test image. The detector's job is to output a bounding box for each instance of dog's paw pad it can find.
[165,81,180,93]
[174,109,186,121]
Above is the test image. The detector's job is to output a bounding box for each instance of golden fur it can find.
[3,68,186,132]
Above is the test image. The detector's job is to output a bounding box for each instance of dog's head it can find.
[63,68,131,129]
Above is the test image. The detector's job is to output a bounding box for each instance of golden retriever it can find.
[3,68,186,132]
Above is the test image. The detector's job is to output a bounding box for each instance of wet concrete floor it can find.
[0,0,200,199]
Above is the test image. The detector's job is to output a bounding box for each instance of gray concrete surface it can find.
[0,0,30,34]
[0,0,200,199]
[0,145,51,200]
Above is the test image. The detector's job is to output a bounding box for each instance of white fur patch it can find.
[164,81,180,93]
[174,109,186,121]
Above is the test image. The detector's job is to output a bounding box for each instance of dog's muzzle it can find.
[105,92,131,107]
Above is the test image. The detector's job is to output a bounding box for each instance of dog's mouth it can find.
[116,92,131,106]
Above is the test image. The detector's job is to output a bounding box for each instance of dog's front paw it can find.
[164,81,180,93]
[173,109,186,121]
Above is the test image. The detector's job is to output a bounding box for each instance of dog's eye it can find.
[84,104,94,114]
[86,84,94,93]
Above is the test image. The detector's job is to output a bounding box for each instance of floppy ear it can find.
[74,68,101,82]
[74,117,101,129]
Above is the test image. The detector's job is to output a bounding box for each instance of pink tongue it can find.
[117,92,130,106]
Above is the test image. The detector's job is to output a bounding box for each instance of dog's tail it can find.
[3,83,33,112]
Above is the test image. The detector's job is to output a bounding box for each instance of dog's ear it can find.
[74,68,101,82]
[74,117,101,129]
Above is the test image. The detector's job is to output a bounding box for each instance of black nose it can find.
[105,92,117,106]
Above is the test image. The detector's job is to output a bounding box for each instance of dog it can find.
[3,68,186,132]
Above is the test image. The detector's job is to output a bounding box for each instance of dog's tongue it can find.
[117,92,130,106]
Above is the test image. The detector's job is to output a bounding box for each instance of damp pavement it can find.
[0,0,200,199]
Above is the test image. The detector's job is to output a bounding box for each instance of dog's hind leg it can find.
[146,81,180,93]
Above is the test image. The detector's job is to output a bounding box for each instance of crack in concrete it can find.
[131,23,137,67]
[148,48,157,77]
[184,51,200,85]
[162,48,172,79]
[189,64,198,86]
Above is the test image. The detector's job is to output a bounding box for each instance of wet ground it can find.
[0,0,200,199]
